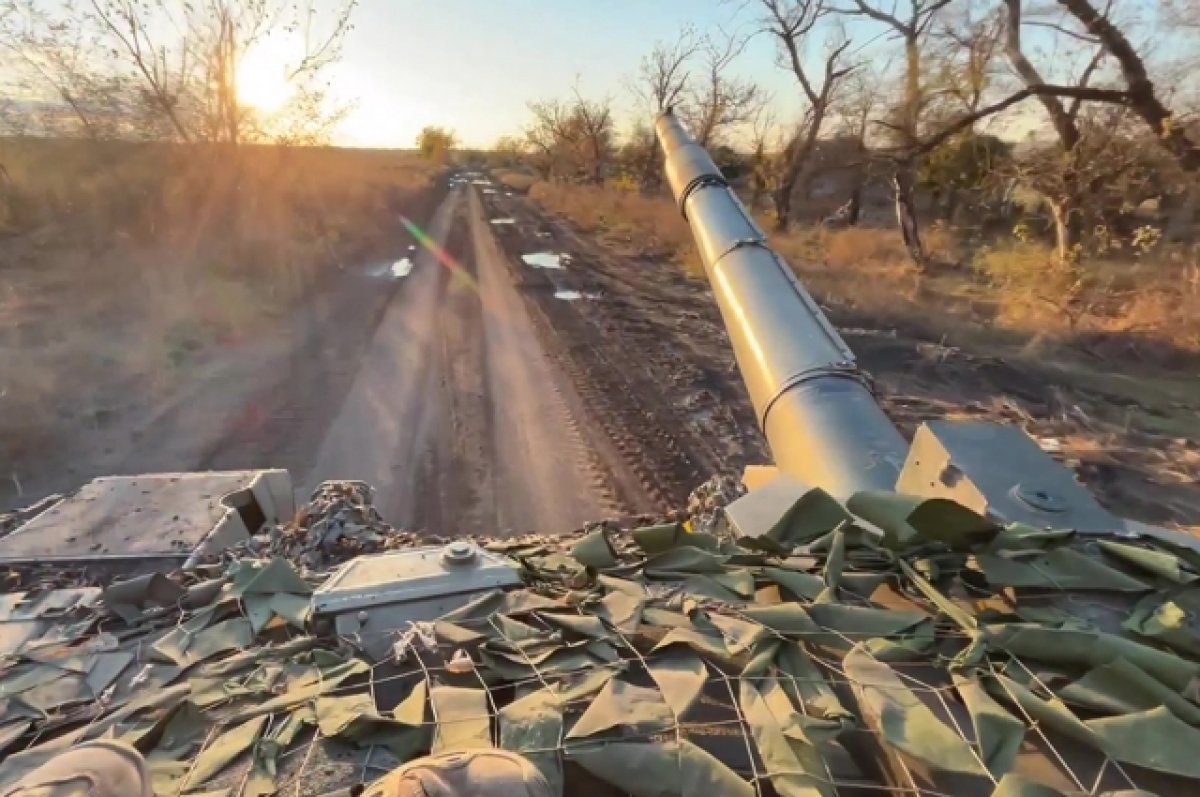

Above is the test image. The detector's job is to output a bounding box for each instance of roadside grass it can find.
[0,137,437,459]
[519,178,1200,360]
[526,180,700,275]
[493,169,538,193]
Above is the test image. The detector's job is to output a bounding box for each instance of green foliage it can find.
[416,126,458,163]
[919,133,1011,193]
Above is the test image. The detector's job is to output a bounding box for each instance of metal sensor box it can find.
[311,543,521,649]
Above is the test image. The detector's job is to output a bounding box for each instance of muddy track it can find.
[10,177,764,532]
[480,189,768,511]
[302,187,626,534]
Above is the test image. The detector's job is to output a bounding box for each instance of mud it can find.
[480,186,1199,533]
[480,190,769,510]
[10,173,1193,538]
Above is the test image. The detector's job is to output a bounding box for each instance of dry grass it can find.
[493,169,538,193]
[527,180,698,273]
[0,137,437,456]
[521,179,1200,360]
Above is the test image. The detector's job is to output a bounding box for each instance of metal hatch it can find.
[311,542,521,650]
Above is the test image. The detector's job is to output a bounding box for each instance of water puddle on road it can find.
[553,289,598,301]
[521,252,568,270]
[490,218,516,225]
[366,258,414,279]
[482,188,498,194]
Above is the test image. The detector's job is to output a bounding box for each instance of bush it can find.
[493,170,538,193]
[526,180,699,274]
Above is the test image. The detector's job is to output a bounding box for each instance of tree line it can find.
[1,0,356,147]
[503,0,1200,266]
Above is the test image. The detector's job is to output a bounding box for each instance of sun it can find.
[236,35,302,114]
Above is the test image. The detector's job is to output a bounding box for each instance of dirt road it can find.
[0,174,791,536]
[7,176,746,535]
[306,186,618,532]
[12,171,1193,536]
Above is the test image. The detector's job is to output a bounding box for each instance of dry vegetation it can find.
[515,171,1200,359]
[0,0,458,500]
[491,0,1200,370]
[0,138,435,466]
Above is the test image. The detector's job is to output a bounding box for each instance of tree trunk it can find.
[1050,197,1083,261]
[1057,0,1200,171]
[773,172,796,232]
[772,113,824,232]
[894,168,927,267]
[945,185,959,223]
[846,184,862,226]
[640,157,661,191]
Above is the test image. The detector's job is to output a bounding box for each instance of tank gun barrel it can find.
[655,109,908,497]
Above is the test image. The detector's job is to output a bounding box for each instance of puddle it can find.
[505,192,514,197]
[482,188,497,194]
[490,218,516,224]
[471,179,492,186]
[521,252,567,270]
[407,244,417,251]
[554,289,599,301]
[390,258,413,278]
[366,259,414,279]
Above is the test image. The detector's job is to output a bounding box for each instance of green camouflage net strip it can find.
[5,483,1200,796]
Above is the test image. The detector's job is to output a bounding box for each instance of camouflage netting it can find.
[4,479,1200,796]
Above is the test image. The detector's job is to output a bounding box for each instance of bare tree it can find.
[839,0,953,265]
[629,28,700,187]
[525,90,615,184]
[929,3,1005,120]
[1057,0,1200,171]
[686,30,762,149]
[747,105,781,211]
[1001,0,1107,259]
[620,119,659,189]
[760,0,854,230]
[830,64,887,225]
[918,4,1009,220]
[81,0,356,145]
[0,1,127,138]
[570,87,615,184]
[526,98,572,179]
[632,27,700,114]
[85,0,197,141]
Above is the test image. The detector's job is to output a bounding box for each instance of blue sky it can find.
[326,0,1190,149]
[15,0,1179,148]
[332,0,806,147]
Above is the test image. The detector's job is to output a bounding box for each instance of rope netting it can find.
[125,568,1186,797]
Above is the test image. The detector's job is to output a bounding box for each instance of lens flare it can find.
[400,215,479,293]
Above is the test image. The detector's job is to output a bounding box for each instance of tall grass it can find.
[0,138,438,457]
[527,180,699,274]
[520,179,1200,358]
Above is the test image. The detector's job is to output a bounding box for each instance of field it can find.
[0,138,437,504]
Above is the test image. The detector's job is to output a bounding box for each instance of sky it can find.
[12,0,1187,148]
[329,0,803,148]
[320,0,1190,149]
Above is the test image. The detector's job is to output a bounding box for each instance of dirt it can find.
[2,177,748,535]
[482,186,1199,534]
[302,187,628,533]
[5,175,1196,538]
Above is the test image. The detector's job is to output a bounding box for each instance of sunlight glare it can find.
[237,35,302,113]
